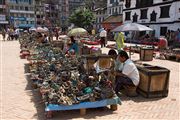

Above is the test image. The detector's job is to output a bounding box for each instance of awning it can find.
[0,21,8,24]
[102,15,123,23]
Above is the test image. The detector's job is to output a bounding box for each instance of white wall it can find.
[123,0,180,38]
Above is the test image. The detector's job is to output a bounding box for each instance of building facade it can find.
[102,0,123,31]
[0,0,8,29]
[7,0,35,28]
[59,0,69,31]
[34,0,45,27]
[68,0,85,16]
[123,0,180,38]
[94,7,107,30]
[107,0,123,16]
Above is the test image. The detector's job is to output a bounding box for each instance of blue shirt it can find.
[68,42,79,54]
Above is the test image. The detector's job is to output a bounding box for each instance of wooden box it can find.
[82,55,98,72]
[98,56,112,69]
[140,47,154,61]
[137,65,170,98]
[51,41,64,50]
[90,48,102,55]
[82,46,90,55]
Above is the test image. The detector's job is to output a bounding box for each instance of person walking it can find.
[2,28,6,41]
[99,28,107,48]
[114,32,125,51]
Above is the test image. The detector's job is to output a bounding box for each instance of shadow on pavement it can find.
[23,63,116,120]
[24,63,46,120]
[51,107,115,120]
[118,93,164,103]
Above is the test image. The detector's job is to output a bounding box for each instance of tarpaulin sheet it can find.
[45,96,121,111]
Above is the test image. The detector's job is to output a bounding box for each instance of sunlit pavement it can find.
[0,35,179,119]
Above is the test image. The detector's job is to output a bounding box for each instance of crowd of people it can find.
[1,27,20,41]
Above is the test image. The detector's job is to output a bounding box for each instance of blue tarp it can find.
[45,96,121,111]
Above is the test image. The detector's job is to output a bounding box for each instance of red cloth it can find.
[158,38,168,49]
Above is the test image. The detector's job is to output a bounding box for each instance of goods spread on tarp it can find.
[19,32,117,106]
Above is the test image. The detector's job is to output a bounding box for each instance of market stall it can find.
[19,32,121,118]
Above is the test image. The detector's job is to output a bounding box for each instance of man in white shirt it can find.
[99,28,107,48]
[115,50,139,94]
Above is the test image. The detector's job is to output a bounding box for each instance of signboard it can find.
[44,4,50,12]
[18,24,35,28]
[10,16,26,21]
[0,15,6,21]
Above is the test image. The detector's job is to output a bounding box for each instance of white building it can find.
[94,7,107,30]
[7,0,35,28]
[107,0,123,16]
[123,0,180,38]
[0,0,8,29]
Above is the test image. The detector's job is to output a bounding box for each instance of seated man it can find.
[115,50,139,94]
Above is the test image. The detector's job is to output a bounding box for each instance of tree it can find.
[68,8,95,30]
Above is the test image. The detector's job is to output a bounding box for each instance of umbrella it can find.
[29,27,36,31]
[112,23,153,32]
[36,27,46,32]
[99,28,104,32]
[112,23,153,58]
[43,27,49,32]
[67,28,87,36]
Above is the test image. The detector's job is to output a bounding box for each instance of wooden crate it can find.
[98,57,112,69]
[137,65,170,98]
[83,55,98,71]
[51,41,64,50]
[90,49,102,55]
[140,48,154,61]
[82,46,91,55]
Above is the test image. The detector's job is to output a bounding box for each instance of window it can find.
[15,6,19,10]
[0,8,3,14]
[119,7,122,14]
[160,5,170,18]
[133,13,138,22]
[136,0,153,8]
[20,6,23,10]
[21,13,24,17]
[25,7,28,11]
[110,0,114,4]
[37,15,40,18]
[140,9,148,19]
[160,27,167,36]
[30,14,34,17]
[150,10,157,21]
[125,12,131,20]
[10,6,14,9]
[109,9,111,14]
[125,0,131,8]
[30,21,34,24]
[0,0,5,4]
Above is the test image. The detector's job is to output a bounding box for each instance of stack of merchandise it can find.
[19,33,117,106]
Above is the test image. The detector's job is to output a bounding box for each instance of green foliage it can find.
[68,8,95,29]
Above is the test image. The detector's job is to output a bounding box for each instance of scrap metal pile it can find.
[19,33,116,106]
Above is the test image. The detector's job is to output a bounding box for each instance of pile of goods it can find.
[19,33,117,106]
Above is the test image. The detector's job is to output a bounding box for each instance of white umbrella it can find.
[43,27,49,32]
[29,27,36,31]
[36,27,45,32]
[112,23,153,58]
[112,23,153,32]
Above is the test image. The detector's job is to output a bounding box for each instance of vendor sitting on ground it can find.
[115,50,139,94]
[66,36,79,55]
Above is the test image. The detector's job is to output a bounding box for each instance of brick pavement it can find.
[0,35,179,120]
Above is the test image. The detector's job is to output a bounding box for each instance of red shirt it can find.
[158,38,168,49]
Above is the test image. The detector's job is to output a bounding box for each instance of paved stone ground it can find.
[0,35,180,120]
